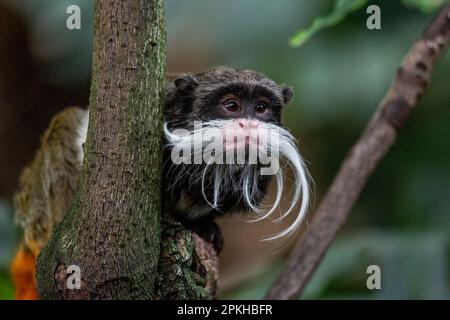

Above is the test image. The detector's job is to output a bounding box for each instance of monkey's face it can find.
[165,67,293,155]
[164,67,310,240]
[193,81,289,126]
[170,66,292,125]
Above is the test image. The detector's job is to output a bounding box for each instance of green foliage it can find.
[290,0,368,47]
[302,231,450,299]
[401,0,448,13]
[224,231,450,299]
[290,0,448,48]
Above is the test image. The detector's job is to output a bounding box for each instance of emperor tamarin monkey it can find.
[11,67,310,298]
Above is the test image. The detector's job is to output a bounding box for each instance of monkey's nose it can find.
[237,119,259,129]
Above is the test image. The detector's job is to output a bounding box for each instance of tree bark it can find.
[36,0,166,299]
[155,216,218,299]
[266,4,450,300]
[35,0,219,300]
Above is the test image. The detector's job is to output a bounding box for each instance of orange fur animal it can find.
[11,245,39,300]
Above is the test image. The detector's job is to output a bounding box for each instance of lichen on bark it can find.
[155,216,218,300]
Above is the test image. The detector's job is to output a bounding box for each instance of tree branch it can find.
[155,216,218,299]
[266,4,450,300]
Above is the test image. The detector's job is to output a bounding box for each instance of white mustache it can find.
[164,119,311,241]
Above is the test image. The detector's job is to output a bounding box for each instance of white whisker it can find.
[164,119,311,241]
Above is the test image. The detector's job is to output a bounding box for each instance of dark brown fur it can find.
[163,67,293,249]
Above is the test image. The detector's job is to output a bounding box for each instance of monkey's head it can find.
[164,67,309,241]
[165,66,293,129]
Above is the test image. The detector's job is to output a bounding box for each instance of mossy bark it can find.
[36,0,218,300]
[155,216,218,300]
[36,0,166,299]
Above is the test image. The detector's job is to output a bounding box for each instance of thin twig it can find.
[266,4,450,300]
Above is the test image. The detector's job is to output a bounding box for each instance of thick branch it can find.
[36,0,166,299]
[155,216,218,299]
[266,5,450,300]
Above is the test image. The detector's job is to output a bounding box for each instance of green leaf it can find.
[289,0,369,47]
[401,0,448,14]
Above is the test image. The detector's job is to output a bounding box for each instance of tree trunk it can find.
[36,0,166,299]
[36,0,219,300]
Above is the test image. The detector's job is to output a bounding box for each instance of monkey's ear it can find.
[281,85,293,105]
[174,74,198,93]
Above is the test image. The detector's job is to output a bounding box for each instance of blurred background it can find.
[0,0,449,299]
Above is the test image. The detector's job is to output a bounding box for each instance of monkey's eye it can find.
[255,102,268,113]
[223,100,240,112]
